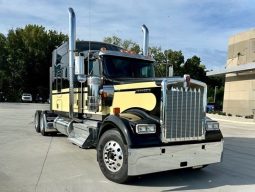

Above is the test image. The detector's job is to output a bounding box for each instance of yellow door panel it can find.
[111,92,157,113]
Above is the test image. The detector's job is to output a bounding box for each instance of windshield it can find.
[103,56,155,78]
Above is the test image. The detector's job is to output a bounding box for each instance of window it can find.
[103,56,155,78]
[85,59,101,76]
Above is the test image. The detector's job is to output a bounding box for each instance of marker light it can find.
[113,107,120,116]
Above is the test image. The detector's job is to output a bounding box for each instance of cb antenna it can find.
[88,0,91,52]
[88,0,91,76]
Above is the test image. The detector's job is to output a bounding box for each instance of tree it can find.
[150,47,185,77]
[183,56,206,82]
[149,47,166,77]
[165,49,185,76]
[4,25,67,101]
[103,36,122,46]
[0,33,7,69]
[0,33,7,91]
[103,36,141,53]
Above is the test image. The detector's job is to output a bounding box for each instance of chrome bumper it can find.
[128,140,223,176]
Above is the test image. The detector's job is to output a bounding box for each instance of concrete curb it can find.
[207,114,255,125]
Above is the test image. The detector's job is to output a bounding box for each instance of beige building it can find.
[207,29,255,116]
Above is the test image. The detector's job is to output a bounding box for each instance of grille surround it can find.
[160,78,207,143]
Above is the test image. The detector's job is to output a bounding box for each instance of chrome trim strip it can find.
[160,80,167,142]
[189,88,192,138]
[198,89,201,138]
[194,89,196,137]
[180,88,183,140]
[128,140,223,176]
[175,88,178,140]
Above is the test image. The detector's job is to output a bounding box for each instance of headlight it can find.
[136,124,156,134]
[206,121,219,131]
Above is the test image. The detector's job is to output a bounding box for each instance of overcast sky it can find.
[1,0,255,70]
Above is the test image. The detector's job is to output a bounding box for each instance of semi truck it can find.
[34,8,223,183]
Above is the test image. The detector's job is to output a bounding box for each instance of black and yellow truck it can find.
[34,8,223,183]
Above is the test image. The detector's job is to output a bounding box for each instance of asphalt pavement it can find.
[0,103,255,192]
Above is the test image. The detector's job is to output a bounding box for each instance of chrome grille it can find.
[161,79,206,143]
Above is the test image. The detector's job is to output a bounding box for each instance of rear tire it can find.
[40,113,47,136]
[97,129,129,183]
[34,111,41,133]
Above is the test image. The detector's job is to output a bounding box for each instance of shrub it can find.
[218,111,226,116]
[245,115,254,119]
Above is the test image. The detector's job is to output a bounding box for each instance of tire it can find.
[40,113,47,136]
[34,111,41,133]
[97,129,129,183]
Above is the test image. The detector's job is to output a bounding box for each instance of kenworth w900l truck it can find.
[34,8,223,183]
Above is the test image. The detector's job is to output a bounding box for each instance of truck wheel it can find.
[40,113,47,136]
[97,129,129,183]
[35,111,41,133]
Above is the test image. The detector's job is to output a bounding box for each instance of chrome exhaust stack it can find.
[142,24,149,56]
[68,8,76,118]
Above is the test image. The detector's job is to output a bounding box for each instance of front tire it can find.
[97,129,129,183]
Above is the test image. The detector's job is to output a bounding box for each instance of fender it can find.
[98,111,162,149]
[98,115,133,147]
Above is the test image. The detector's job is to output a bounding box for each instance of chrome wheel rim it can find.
[103,140,123,172]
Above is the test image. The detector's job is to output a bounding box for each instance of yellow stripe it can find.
[114,82,157,90]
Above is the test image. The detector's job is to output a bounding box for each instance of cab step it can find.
[68,121,98,149]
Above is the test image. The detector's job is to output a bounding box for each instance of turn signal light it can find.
[100,91,107,99]
[113,107,120,116]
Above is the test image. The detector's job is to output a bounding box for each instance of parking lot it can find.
[0,103,255,192]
